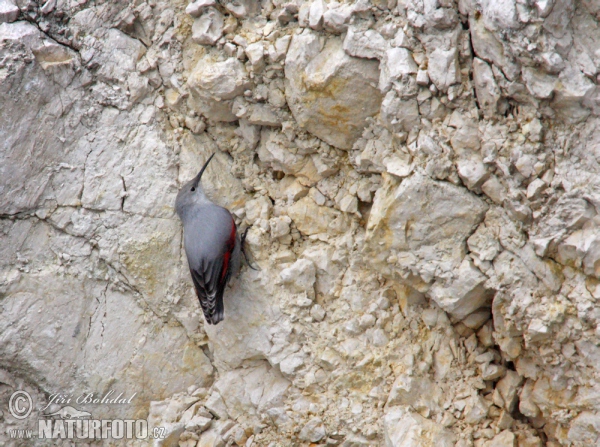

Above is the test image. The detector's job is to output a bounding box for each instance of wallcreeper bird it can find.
[175,153,247,325]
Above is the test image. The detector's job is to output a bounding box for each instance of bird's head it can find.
[175,153,215,218]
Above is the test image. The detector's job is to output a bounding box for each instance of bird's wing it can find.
[188,218,237,325]
[189,262,222,324]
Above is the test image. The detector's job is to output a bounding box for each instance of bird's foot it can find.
[241,226,260,271]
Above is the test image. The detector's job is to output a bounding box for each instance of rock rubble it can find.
[2,0,600,446]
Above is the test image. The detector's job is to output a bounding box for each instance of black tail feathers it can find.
[206,294,224,325]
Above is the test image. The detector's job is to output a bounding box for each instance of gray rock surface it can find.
[285,30,382,149]
[2,0,600,446]
[0,0,18,23]
[191,7,223,46]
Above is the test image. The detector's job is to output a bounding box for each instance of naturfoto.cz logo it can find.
[6,390,167,441]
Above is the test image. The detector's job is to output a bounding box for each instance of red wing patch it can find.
[220,218,237,282]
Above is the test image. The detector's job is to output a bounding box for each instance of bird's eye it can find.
[191,187,196,192]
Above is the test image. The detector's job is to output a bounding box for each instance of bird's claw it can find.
[241,226,260,271]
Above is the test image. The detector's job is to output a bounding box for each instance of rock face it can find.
[0,16,212,423]
[365,173,488,286]
[191,7,223,45]
[428,48,461,91]
[384,406,456,447]
[2,0,600,446]
[187,56,251,121]
[285,29,382,149]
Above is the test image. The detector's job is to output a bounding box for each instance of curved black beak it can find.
[192,153,215,189]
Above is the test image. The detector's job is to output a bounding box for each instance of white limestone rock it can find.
[186,415,213,433]
[540,50,566,74]
[244,196,272,223]
[379,47,418,92]
[521,67,557,100]
[526,178,547,199]
[270,216,292,239]
[462,309,492,329]
[568,411,600,445]
[250,104,281,127]
[202,269,286,370]
[583,237,600,277]
[310,304,326,321]
[279,352,306,376]
[496,370,524,412]
[480,363,506,381]
[468,224,500,262]
[527,318,551,342]
[186,0,216,18]
[276,3,298,25]
[205,392,230,420]
[298,2,310,27]
[429,258,494,320]
[386,374,443,415]
[534,0,554,17]
[301,244,340,295]
[323,2,354,33]
[245,41,265,70]
[380,90,420,133]
[383,406,456,447]
[428,48,460,92]
[553,65,595,122]
[179,141,247,212]
[530,192,596,257]
[184,115,206,134]
[187,57,251,121]
[285,30,382,149]
[288,196,348,236]
[299,417,326,442]
[320,347,343,370]
[478,0,521,30]
[0,22,81,215]
[309,0,326,30]
[0,20,43,46]
[469,15,520,81]
[365,173,488,284]
[391,28,413,49]
[0,226,214,420]
[473,58,506,118]
[570,11,600,78]
[223,0,259,18]
[155,423,186,446]
[280,258,316,295]
[194,432,220,447]
[464,394,490,424]
[213,361,290,426]
[555,228,593,269]
[95,28,146,83]
[192,7,223,46]
[416,69,430,86]
[481,176,507,204]
[484,430,516,447]
[343,27,387,60]
[257,129,321,185]
[385,153,414,178]
[7,0,600,443]
[268,35,291,63]
[518,382,541,418]
[128,72,151,103]
[338,193,358,213]
[0,0,19,23]
[457,158,490,191]
[274,176,308,202]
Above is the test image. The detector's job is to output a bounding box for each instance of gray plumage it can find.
[175,153,241,325]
